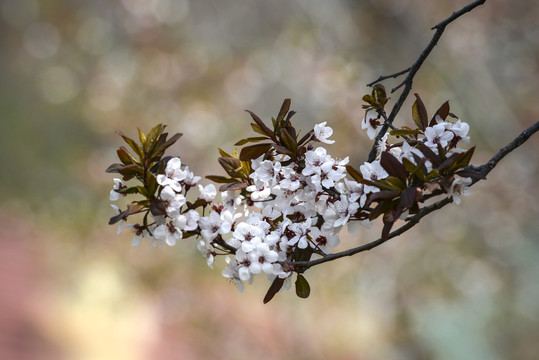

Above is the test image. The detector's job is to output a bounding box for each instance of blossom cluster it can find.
[107,95,478,301]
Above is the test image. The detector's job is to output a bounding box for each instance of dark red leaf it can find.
[412,93,428,131]
[380,151,407,183]
[239,143,272,162]
[263,277,285,304]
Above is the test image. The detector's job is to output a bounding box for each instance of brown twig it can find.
[367,0,487,162]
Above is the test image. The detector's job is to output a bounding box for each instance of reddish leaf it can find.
[381,212,397,241]
[263,277,285,304]
[219,182,248,192]
[412,93,428,131]
[430,101,450,126]
[205,175,238,184]
[418,143,440,166]
[234,137,269,146]
[276,99,291,124]
[239,143,272,162]
[246,110,274,139]
[218,157,243,177]
[380,151,407,183]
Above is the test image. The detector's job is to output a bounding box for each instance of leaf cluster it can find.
[106,124,182,226]
[348,95,484,241]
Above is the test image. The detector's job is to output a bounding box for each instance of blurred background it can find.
[0,0,538,359]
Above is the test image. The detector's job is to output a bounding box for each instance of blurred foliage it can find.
[0,0,538,359]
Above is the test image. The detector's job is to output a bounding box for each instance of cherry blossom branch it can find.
[367,0,487,162]
[290,120,538,271]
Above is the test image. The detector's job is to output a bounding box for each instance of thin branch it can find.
[472,121,539,179]
[367,67,411,87]
[290,120,538,271]
[367,0,487,162]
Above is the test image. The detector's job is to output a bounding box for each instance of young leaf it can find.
[380,151,407,183]
[219,182,248,192]
[272,144,295,157]
[218,157,243,177]
[115,130,143,158]
[346,165,364,183]
[239,143,272,162]
[108,203,144,225]
[279,128,297,155]
[137,128,147,150]
[418,143,440,166]
[263,277,285,304]
[118,163,144,180]
[246,110,274,139]
[276,99,291,124]
[381,211,397,241]
[106,163,124,174]
[412,93,428,131]
[295,274,311,299]
[205,175,238,184]
[390,129,422,137]
[453,146,475,169]
[430,101,450,126]
[218,148,233,158]
[234,136,269,146]
[117,146,136,165]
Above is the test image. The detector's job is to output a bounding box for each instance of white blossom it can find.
[160,185,186,216]
[424,123,454,150]
[153,220,182,246]
[109,178,125,201]
[360,161,389,193]
[157,157,186,191]
[313,122,335,144]
[198,183,217,202]
[361,109,382,140]
[448,177,472,205]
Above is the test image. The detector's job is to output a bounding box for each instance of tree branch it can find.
[367,0,487,162]
[290,120,538,271]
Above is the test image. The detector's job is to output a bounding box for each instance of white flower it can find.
[157,157,186,192]
[222,257,245,292]
[344,179,367,207]
[287,217,312,249]
[309,226,339,254]
[234,249,254,281]
[198,210,234,241]
[183,167,202,187]
[424,123,454,149]
[303,147,332,175]
[221,191,244,212]
[153,220,182,246]
[246,184,272,201]
[313,122,335,144]
[323,195,359,229]
[160,185,186,216]
[182,210,200,231]
[448,177,472,205]
[360,161,389,193]
[279,165,302,191]
[250,159,281,185]
[109,178,125,201]
[198,183,217,202]
[197,240,215,268]
[361,109,382,140]
[247,242,279,275]
[446,119,470,145]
